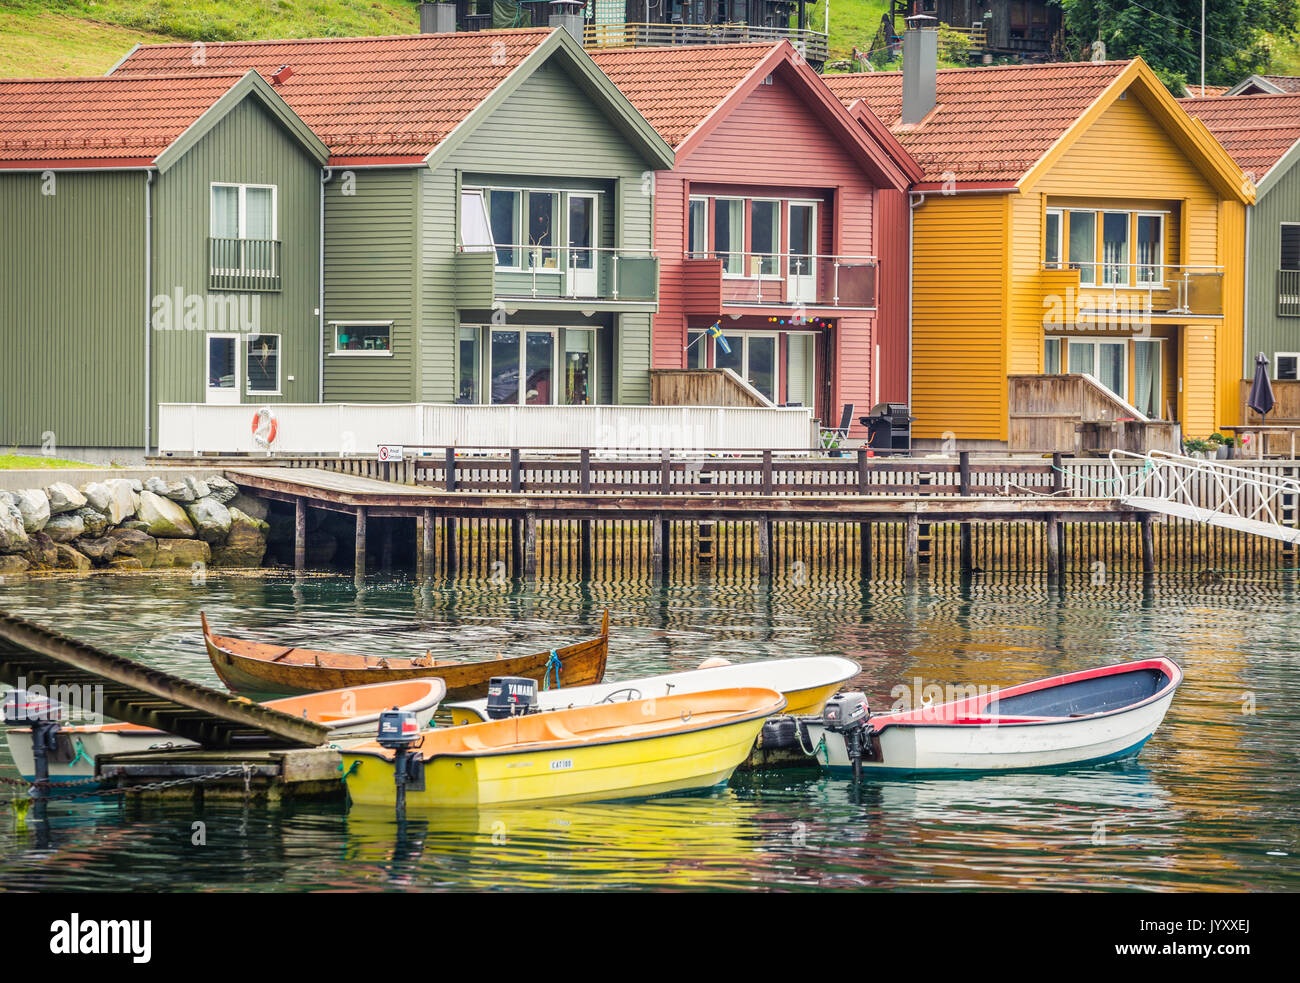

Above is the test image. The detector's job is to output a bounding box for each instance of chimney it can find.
[271,64,293,85]
[901,15,938,125]
[418,2,457,34]
[548,0,585,43]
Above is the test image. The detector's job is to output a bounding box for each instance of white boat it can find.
[4,678,445,784]
[804,658,1182,777]
[444,656,860,726]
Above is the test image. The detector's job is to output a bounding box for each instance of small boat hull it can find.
[343,687,786,809]
[446,656,860,725]
[806,658,1181,776]
[202,611,609,699]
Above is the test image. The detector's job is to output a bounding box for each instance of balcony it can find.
[1040,263,1223,328]
[208,238,282,292]
[584,22,830,64]
[1279,270,1300,317]
[455,245,658,313]
[683,251,877,316]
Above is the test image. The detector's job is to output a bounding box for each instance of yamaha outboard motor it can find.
[823,691,873,782]
[376,706,422,819]
[486,676,538,720]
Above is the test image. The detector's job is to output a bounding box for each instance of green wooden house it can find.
[0,71,327,460]
[113,27,675,420]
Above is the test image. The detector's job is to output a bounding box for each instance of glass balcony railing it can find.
[455,245,658,309]
[1041,262,1224,318]
[684,251,878,311]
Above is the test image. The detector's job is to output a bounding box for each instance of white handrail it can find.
[1109,448,1300,528]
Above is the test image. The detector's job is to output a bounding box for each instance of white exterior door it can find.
[568,194,598,298]
[206,334,240,405]
[787,202,817,304]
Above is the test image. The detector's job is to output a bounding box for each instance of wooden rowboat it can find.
[200,610,610,699]
[342,687,788,809]
[805,658,1182,776]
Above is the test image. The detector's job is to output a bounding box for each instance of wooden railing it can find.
[584,22,829,62]
[649,368,772,408]
[209,238,281,292]
[1009,373,1181,455]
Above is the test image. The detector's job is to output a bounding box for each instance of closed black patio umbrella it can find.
[1247,352,1276,459]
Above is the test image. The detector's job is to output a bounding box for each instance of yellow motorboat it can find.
[342,686,787,809]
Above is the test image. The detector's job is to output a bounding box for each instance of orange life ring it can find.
[251,407,278,447]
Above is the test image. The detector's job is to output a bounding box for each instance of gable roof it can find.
[1180,92,1300,194]
[0,70,326,171]
[592,40,921,190]
[112,28,673,169]
[1224,74,1300,97]
[823,58,1251,201]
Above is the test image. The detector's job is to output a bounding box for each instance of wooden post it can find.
[758,516,771,577]
[761,450,774,495]
[294,498,306,572]
[1046,513,1060,580]
[523,512,536,580]
[651,514,664,580]
[904,513,919,581]
[857,446,869,494]
[444,516,458,576]
[660,449,671,493]
[511,517,523,575]
[859,520,872,580]
[510,448,522,493]
[959,450,972,573]
[1052,452,1064,493]
[354,507,367,581]
[579,448,591,493]
[1141,514,1156,574]
[445,448,457,492]
[421,508,435,580]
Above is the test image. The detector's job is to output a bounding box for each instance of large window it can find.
[467,186,601,272]
[1047,336,1156,413]
[246,334,280,394]
[487,328,560,405]
[696,329,783,404]
[211,183,275,241]
[1049,207,1169,286]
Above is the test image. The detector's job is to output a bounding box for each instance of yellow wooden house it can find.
[827,38,1252,451]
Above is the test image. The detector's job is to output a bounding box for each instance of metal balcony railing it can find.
[686,250,878,310]
[584,22,829,62]
[1279,269,1300,317]
[457,244,658,305]
[208,238,282,292]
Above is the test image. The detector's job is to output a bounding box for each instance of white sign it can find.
[377,444,404,463]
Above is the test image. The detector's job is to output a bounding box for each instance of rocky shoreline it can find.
[0,475,270,576]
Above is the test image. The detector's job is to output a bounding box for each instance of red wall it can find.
[651,66,908,434]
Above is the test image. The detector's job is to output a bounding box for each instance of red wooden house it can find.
[592,42,920,436]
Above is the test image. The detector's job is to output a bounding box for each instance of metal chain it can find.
[2,765,253,802]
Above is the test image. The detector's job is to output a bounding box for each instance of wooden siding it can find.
[0,171,146,448]
[1217,199,1246,427]
[153,97,323,419]
[649,369,767,406]
[431,61,659,405]
[650,65,898,431]
[910,193,1008,441]
[323,168,418,403]
[1245,165,1300,415]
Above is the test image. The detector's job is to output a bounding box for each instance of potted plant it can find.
[1207,432,1236,459]
[1182,436,1213,459]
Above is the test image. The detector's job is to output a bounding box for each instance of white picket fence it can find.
[156,403,817,456]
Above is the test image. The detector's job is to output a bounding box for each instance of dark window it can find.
[1282,225,1300,271]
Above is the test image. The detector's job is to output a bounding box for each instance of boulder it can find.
[205,476,239,504]
[42,512,85,544]
[211,507,269,567]
[13,489,50,533]
[106,528,157,566]
[185,497,232,544]
[100,479,139,524]
[145,476,196,503]
[152,538,211,569]
[55,543,92,571]
[77,537,119,563]
[74,506,110,538]
[20,531,58,570]
[80,482,113,513]
[186,476,211,500]
[109,557,144,571]
[0,502,30,553]
[45,482,87,515]
[0,491,12,508]
[120,519,151,533]
[138,491,197,538]
[0,554,30,576]
[228,493,269,522]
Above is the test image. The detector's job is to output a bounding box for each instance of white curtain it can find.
[244,187,273,240]
[211,186,239,239]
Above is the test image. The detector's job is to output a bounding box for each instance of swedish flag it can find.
[707,320,731,355]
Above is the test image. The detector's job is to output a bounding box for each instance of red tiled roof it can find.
[0,73,249,168]
[114,29,554,163]
[823,61,1131,184]
[1252,75,1300,93]
[1180,92,1300,178]
[1186,84,1230,97]
[590,43,775,147]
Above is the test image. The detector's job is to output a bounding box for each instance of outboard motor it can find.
[3,689,65,822]
[486,676,538,720]
[376,707,422,820]
[822,691,874,782]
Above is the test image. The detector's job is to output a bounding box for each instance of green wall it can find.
[0,171,146,449]
[1247,164,1300,374]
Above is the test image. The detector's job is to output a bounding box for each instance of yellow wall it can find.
[1217,199,1247,427]
[910,193,1008,441]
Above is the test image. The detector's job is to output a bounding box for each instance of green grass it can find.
[0,454,102,470]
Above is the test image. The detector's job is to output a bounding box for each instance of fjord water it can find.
[0,570,1296,892]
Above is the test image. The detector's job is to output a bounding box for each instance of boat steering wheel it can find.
[599,687,642,704]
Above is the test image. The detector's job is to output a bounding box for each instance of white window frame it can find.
[1132,337,1165,418]
[1044,208,1064,270]
[561,326,598,405]
[1055,336,1129,401]
[714,197,747,278]
[459,189,494,253]
[205,333,241,404]
[471,185,597,275]
[1135,211,1166,286]
[245,333,282,396]
[485,325,561,406]
[1099,209,1131,286]
[1275,351,1300,381]
[329,320,394,357]
[688,197,709,260]
[748,197,783,279]
[703,328,783,404]
[210,182,278,240]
